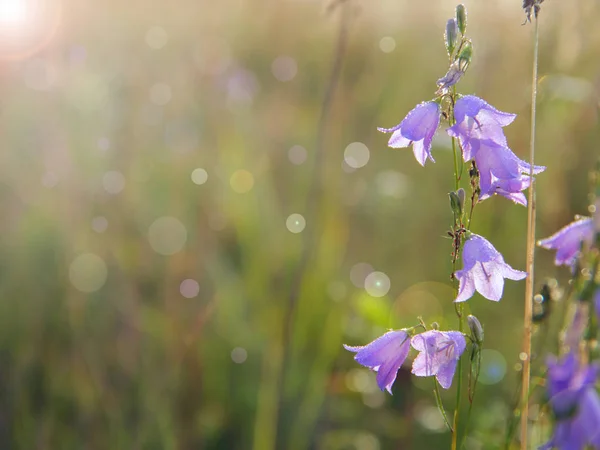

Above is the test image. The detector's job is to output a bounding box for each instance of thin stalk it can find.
[520,16,540,450]
[452,302,464,450]
[434,380,454,432]
[271,3,350,449]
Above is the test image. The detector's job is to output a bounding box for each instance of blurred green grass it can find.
[0,0,599,449]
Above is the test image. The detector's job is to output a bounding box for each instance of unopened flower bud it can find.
[458,41,473,71]
[467,315,484,344]
[445,18,459,56]
[431,322,440,330]
[457,188,466,208]
[456,4,467,35]
[449,190,464,216]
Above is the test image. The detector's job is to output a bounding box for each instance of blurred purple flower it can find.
[343,330,411,394]
[411,330,466,389]
[474,139,545,206]
[595,289,600,325]
[454,233,527,303]
[436,61,464,95]
[538,217,595,267]
[377,101,440,166]
[541,353,600,450]
[447,95,516,161]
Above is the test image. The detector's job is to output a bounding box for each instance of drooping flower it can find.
[343,330,411,394]
[538,217,595,267]
[473,139,545,206]
[377,101,441,166]
[447,95,516,161]
[411,330,466,389]
[454,233,527,303]
[540,353,600,450]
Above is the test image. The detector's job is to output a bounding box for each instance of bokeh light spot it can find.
[180,279,200,298]
[271,56,297,82]
[150,82,172,105]
[102,171,125,194]
[350,263,374,288]
[191,168,208,185]
[23,58,56,91]
[288,145,307,165]
[286,213,306,234]
[145,26,168,49]
[230,170,254,193]
[479,349,507,385]
[92,216,108,233]
[379,36,396,53]
[344,142,370,169]
[364,271,391,297]
[147,216,187,255]
[41,171,58,188]
[231,347,247,364]
[375,170,408,198]
[97,137,110,152]
[69,253,108,293]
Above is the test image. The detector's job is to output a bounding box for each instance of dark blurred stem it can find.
[274,3,350,448]
[521,16,539,450]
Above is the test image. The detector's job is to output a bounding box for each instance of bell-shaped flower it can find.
[538,217,595,267]
[474,139,545,206]
[447,95,516,161]
[378,101,440,166]
[343,330,411,394]
[454,233,527,303]
[411,330,466,389]
[540,353,600,450]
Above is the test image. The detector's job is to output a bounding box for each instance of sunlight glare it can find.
[0,0,30,27]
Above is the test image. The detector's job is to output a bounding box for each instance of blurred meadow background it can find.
[0,0,599,449]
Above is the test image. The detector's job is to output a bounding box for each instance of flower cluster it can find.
[344,329,466,393]
[378,95,546,206]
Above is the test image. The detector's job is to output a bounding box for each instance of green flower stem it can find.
[434,379,454,432]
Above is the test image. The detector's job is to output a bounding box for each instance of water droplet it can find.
[379,36,396,53]
[180,279,200,298]
[286,213,306,233]
[191,168,208,185]
[145,26,168,49]
[344,142,370,169]
[69,253,108,293]
[92,216,108,233]
[231,347,247,364]
[102,171,125,194]
[150,82,172,105]
[147,216,187,255]
[364,271,391,297]
[272,56,297,82]
[288,145,307,165]
[230,170,254,193]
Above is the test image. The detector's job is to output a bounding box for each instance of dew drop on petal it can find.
[145,26,168,49]
[364,271,391,297]
[69,253,108,293]
[231,347,247,364]
[286,213,306,234]
[147,216,187,255]
[379,36,396,53]
[102,171,125,194]
[344,142,370,169]
[288,145,307,165]
[271,56,297,81]
[180,279,200,298]
[150,82,172,105]
[92,216,108,233]
[191,168,208,185]
[230,170,254,193]
[350,263,374,288]
[479,349,507,385]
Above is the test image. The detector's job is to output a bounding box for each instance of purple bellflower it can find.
[538,217,595,267]
[447,95,516,161]
[411,330,466,389]
[343,330,411,394]
[540,353,600,450]
[378,101,441,166]
[473,139,545,206]
[454,233,527,303]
